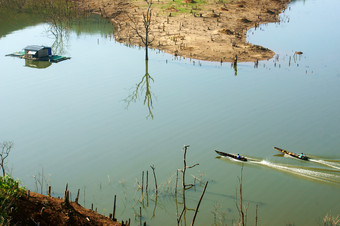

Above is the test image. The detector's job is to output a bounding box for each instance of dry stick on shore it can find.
[64,183,70,204]
[83,186,86,207]
[75,189,80,204]
[191,181,208,226]
[112,195,117,221]
[47,186,51,197]
[126,1,154,60]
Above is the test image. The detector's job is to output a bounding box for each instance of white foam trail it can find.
[309,159,340,170]
[254,160,340,183]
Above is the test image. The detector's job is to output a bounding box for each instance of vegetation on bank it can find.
[0,176,25,224]
[0,0,86,29]
[133,0,230,16]
[0,0,79,15]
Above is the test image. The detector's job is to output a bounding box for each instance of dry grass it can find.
[323,213,340,226]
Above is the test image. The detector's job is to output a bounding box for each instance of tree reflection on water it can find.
[47,21,70,56]
[125,60,155,119]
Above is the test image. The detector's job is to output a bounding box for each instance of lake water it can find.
[0,0,339,225]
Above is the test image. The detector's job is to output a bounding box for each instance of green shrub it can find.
[0,175,25,224]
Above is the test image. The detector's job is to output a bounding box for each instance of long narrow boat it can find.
[215,150,247,162]
[274,147,309,160]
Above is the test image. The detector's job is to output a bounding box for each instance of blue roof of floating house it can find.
[24,45,51,51]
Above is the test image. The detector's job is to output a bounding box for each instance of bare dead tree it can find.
[180,145,199,190]
[127,1,154,60]
[177,145,199,225]
[0,141,13,177]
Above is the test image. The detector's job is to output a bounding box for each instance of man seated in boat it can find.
[237,154,241,160]
[299,153,304,159]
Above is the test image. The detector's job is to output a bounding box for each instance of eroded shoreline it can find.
[78,0,290,63]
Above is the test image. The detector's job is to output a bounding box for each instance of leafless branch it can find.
[0,141,13,177]
[187,163,199,169]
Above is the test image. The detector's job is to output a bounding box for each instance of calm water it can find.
[1,0,339,225]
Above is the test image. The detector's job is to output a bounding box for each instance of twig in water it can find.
[150,164,158,194]
[191,181,208,226]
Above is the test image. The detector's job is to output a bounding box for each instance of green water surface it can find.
[0,0,339,225]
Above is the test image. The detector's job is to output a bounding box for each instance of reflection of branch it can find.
[152,194,158,218]
[124,60,155,119]
[44,0,78,55]
[235,166,249,226]
[48,23,69,55]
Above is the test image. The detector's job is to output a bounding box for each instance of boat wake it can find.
[309,159,340,170]
[252,160,340,184]
[217,153,340,184]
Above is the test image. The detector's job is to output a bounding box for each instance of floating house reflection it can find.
[25,59,52,69]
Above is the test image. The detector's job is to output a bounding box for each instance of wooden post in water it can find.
[48,186,51,197]
[142,171,144,194]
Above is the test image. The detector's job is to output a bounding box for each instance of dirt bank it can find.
[78,0,289,63]
[10,191,127,225]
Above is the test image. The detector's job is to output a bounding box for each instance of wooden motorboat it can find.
[274,147,309,160]
[215,150,247,162]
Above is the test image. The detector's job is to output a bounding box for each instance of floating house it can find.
[24,45,51,60]
[6,45,70,66]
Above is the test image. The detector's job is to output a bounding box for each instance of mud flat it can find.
[78,0,289,62]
